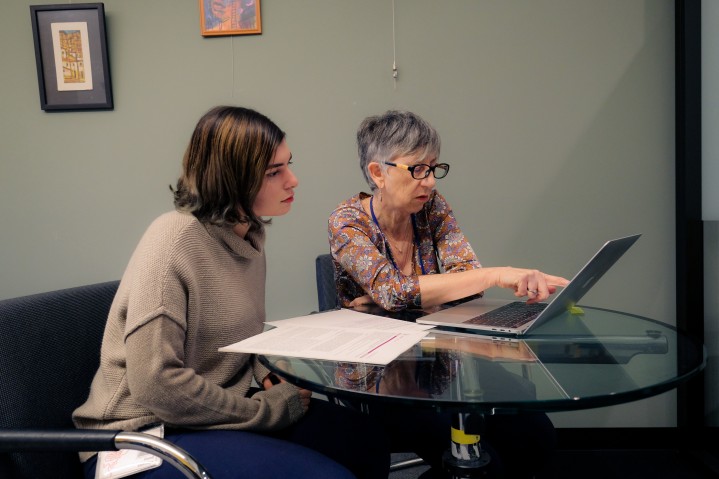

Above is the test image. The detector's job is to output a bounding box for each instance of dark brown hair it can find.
[173,106,285,231]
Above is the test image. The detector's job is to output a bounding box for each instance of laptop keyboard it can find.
[465,301,547,328]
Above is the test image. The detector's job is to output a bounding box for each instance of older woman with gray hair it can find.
[329,109,567,311]
[327,109,565,478]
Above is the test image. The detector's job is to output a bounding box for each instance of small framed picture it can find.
[199,0,262,37]
[29,3,113,111]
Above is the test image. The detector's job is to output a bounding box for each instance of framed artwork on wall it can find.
[29,3,113,111]
[199,0,262,37]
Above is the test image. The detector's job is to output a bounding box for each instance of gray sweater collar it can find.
[205,223,265,258]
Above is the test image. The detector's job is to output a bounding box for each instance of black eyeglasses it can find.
[385,161,450,180]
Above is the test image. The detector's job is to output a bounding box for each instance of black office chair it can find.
[315,253,339,312]
[314,254,425,473]
[0,281,210,479]
[1,279,362,479]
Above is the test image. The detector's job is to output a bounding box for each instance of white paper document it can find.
[95,424,164,479]
[219,309,433,365]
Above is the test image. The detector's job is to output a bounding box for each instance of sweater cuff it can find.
[252,355,272,385]
[272,382,305,423]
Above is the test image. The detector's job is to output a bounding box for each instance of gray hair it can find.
[357,110,441,190]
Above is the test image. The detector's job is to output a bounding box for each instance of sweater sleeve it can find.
[252,355,272,385]
[125,316,305,431]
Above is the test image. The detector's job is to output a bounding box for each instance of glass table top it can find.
[259,305,706,414]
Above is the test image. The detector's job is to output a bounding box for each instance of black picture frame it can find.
[30,3,113,111]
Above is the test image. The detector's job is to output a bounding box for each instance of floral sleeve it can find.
[328,192,482,311]
[422,192,482,273]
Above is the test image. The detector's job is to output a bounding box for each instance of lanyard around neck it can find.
[369,195,427,275]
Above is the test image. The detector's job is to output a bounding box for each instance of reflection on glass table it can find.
[259,305,705,477]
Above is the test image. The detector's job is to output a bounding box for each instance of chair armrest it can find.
[115,431,210,479]
[0,429,212,479]
[0,429,118,452]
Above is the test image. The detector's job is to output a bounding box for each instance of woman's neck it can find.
[233,222,250,238]
[380,216,412,240]
[372,197,412,243]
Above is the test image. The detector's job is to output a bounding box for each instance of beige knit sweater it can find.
[73,211,304,460]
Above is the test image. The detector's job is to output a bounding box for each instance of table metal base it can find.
[443,412,491,478]
[443,448,491,478]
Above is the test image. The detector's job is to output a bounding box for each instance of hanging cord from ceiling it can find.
[392,0,398,89]
[231,35,235,99]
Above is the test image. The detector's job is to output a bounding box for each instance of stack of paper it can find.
[219,309,434,365]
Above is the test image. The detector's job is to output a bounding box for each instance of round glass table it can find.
[259,305,705,477]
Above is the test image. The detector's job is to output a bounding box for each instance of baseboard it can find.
[556,427,718,451]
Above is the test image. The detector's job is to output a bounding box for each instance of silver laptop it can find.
[416,234,641,336]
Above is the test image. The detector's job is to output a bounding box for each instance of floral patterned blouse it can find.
[327,190,482,311]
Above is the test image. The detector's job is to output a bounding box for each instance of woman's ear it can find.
[367,161,384,189]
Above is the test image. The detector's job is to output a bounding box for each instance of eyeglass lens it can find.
[412,164,449,179]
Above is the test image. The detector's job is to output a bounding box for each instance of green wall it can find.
[0,0,676,428]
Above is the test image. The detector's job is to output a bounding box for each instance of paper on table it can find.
[266,308,435,332]
[219,308,431,365]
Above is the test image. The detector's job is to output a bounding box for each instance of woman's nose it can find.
[421,173,436,187]
[287,169,299,188]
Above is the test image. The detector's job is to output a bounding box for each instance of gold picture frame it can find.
[199,0,261,37]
